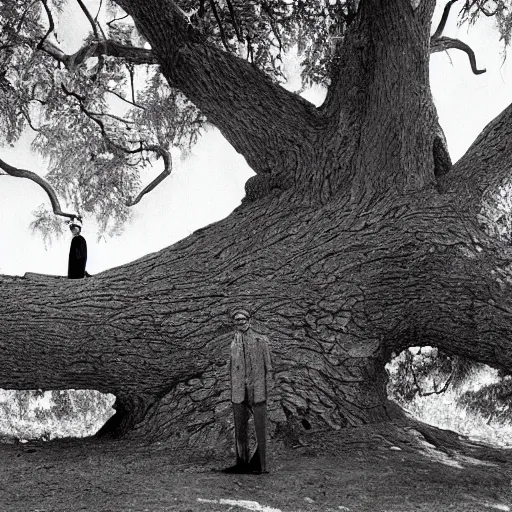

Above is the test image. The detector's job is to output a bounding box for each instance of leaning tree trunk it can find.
[2,0,512,448]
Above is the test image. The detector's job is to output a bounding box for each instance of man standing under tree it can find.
[67,218,88,279]
[223,308,273,474]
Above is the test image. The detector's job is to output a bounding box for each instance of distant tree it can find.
[2,0,512,449]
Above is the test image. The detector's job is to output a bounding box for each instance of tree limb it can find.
[112,0,318,179]
[76,0,106,40]
[126,146,172,206]
[430,36,486,75]
[36,38,158,68]
[0,157,79,220]
[432,0,459,40]
[107,13,129,26]
[106,89,146,110]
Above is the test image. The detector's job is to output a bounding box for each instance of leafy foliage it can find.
[387,346,481,404]
[0,389,114,441]
[459,0,512,50]
[0,0,205,236]
[458,376,512,424]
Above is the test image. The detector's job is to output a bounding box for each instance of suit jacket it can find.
[230,329,272,405]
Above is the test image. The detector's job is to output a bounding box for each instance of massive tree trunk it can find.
[2,0,512,449]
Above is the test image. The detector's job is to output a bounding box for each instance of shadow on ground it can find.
[0,420,511,512]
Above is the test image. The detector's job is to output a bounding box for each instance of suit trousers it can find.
[232,400,267,471]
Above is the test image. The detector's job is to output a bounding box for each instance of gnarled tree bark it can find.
[2,0,512,449]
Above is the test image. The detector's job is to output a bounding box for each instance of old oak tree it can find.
[1,0,512,448]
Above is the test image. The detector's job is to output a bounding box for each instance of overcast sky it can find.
[1,3,511,277]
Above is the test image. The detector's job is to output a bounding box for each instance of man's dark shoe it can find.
[221,463,252,474]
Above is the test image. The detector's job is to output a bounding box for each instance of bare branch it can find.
[106,89,146,109]
[37,0,55,50]
[126,146,172,206]
[0,157,79,220]
[86,110,136,125]
[107,13,129,26]
[94,0,104,24]
[432,0,458,40]
[430,36,486,74]
[76,0,102,40]
[409,359,455,397]
[35,38,157,69]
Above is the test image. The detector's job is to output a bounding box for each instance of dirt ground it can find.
[0,421,511,512]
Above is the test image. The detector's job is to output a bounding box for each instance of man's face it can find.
[233,314,251,332]
[70,226,80,236]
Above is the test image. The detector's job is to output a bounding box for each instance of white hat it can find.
[68,218,82,230]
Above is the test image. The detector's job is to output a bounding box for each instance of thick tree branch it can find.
[0,157,78,220]
[430,36,486,74]
[126,146,172,206]
[112,0,319,184]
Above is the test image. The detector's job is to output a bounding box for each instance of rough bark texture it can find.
[2,0,512,449]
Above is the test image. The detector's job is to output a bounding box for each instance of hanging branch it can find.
[126,146,172,206]
[21,107,42,132]
[126,62,136,104]
[430,0,486,75]
[432,0,458,40]
[0,157,79,220]
[430,36,486,74]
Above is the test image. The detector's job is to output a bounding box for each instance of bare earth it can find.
[0,421,511,512]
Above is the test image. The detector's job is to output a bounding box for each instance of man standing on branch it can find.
[67,218,88,279]
[224,308,273,474]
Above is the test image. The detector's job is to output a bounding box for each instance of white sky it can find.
[1,3,511,277]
